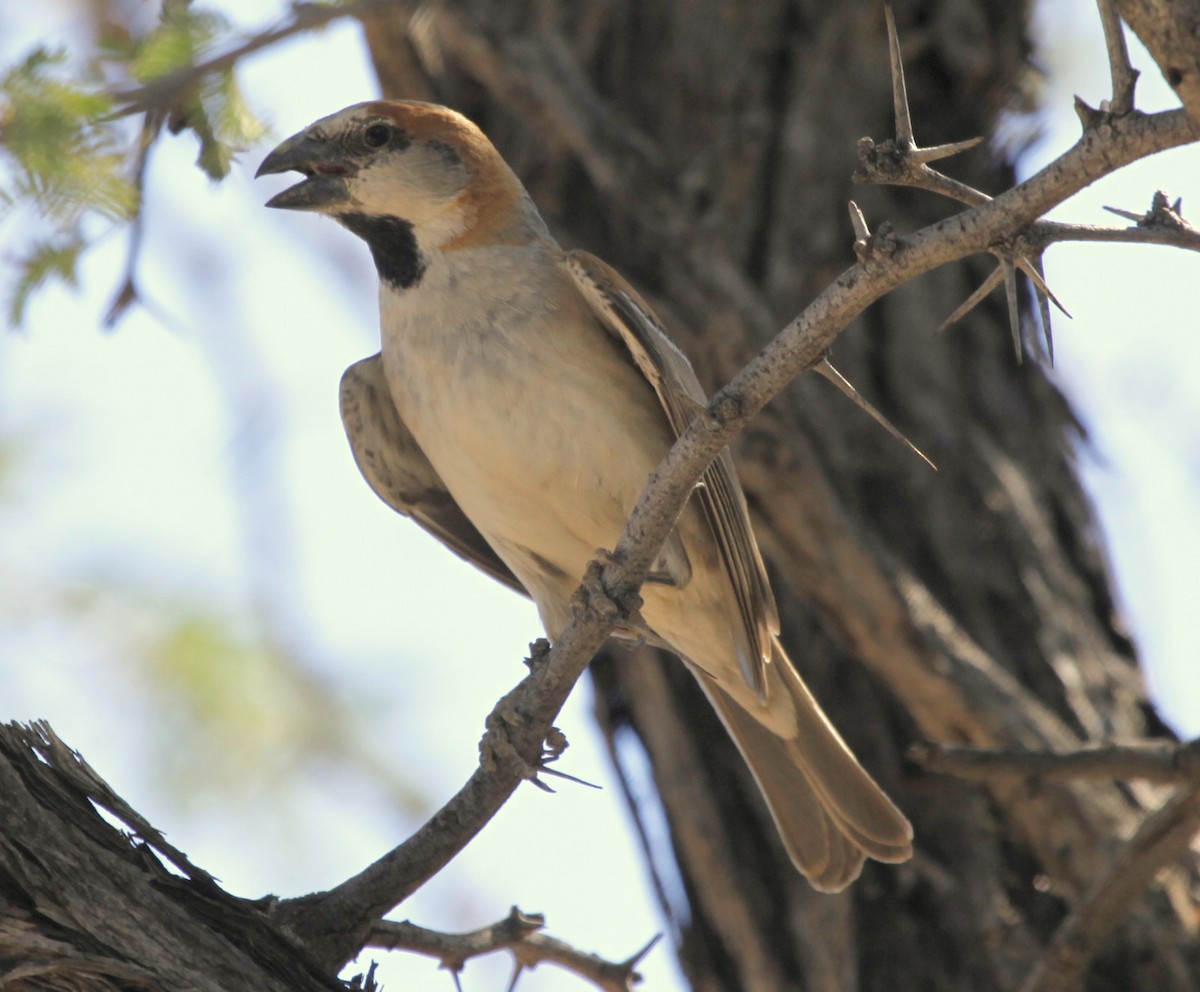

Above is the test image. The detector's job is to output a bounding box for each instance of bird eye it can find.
[364,123,392,149]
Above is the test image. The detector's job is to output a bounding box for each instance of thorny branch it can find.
[368,910,659,992]
[858,5,1198,361]
[1096,0,1140,115]
[110,0,396,118]
[1019,782,1200,992]
[910,738,1200,785]
[274,4,1200,973]
[1112,0,1200,121]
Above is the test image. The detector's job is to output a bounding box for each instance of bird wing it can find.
[564,250,779,697]
[340,354,527,598]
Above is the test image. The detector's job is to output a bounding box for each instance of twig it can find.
[1096,0,1139,115]
[864,5,1066,363]
[856,8,989,205]
[1111,0,1200,121]
[1019,782,1200,992]
[109,0,395,118]
[368,910,658,992]
[103,112,162,327]
[938,203,1197,358]
[910,738,1200,784]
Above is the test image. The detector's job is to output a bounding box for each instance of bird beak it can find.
[256,130,352,211]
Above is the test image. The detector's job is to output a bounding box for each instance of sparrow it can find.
[257,100,913,890]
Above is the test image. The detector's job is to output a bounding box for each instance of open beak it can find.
[256,130,352,211]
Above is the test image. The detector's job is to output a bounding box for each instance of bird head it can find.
[256,101,543,259]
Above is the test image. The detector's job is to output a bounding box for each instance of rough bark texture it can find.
[357,1,1199,990]
[0,723,342,992]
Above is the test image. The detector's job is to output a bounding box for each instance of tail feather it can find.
[702,638,912,890]
[774,645,913,854]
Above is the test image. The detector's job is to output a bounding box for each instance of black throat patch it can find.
[337,213,425,289]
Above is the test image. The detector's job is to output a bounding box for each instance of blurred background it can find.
[1,1,1197,989]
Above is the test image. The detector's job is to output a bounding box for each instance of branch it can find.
[910,738,1200,784]
[1111,0,1200,121]
[1028,217,1200,253]
[368,910,658,992]
[1096,0,1140,115]
[857,8,1198,363]
[1019,782,1200,992]
[109,0,394,118]
[102,114,161,327]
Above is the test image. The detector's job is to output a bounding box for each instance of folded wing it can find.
[340,355,526,597]
[564,250,779,698]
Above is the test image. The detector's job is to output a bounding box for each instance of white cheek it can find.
[352,156,468,248]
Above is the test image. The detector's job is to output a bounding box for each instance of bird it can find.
[257,100,913,890]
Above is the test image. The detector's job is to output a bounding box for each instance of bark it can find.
[0,723,342,992]
[356,1,1199,990]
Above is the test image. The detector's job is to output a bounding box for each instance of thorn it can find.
[908,135,985,165]
[999,255,1023,363]
[524,638,552,671]
[848,200,871,241]
[624,933,663,970]
[1016,256,1071,318]
[536,765,603,790]
[544,725,569,760]
[1103,204,1144,222]
[507,906,546,932]
[452,969,465,992]
[884,3,914,147]
[815,357,936,470]
[103,278,139,329]
[1034,287,1054,367]
[848,201,873,261]
[1074,95,1105,130]
[504,959,523,992]
[1027,256,1056,366]
[939,265,1003,331]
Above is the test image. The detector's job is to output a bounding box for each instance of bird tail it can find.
[704,638,912,891]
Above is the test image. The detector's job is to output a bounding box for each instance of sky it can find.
[1,3,1197,991]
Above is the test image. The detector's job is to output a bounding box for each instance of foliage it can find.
[0,4,265,326]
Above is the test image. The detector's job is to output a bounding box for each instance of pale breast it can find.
[378,245,673,580]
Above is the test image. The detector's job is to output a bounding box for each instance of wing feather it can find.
[340,355,527,597]
[564,250,779,696]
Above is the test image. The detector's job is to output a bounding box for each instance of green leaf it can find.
[130,7,230,83]
[0,8,266,322]
[8,236,85,326]
[0,46,135,225]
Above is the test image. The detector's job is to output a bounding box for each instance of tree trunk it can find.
[360,1,1198,989]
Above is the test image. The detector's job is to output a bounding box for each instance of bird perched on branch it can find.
[257,100,912,890]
